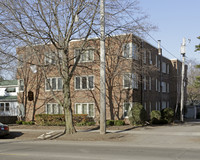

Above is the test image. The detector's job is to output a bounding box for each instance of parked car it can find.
[0,122,9,137]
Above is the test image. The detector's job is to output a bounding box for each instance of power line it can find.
[116,1,179,60]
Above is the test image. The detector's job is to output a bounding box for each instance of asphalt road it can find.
[0,140,200,160]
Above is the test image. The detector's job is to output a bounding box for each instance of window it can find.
[144,102,147,110]
[149,77,152,90]
[158,60,160,70]
[0,103,9,113]
[17,54,23,68]
[44,52,56,65]
[156,55,158,67]
[75,49,94,63]
[149,51,152,64]
[143,51,147,64]
[123,43,137,60]
[123,73,138,89]
[162,101,167,109]
[75,103,95,117]
[162,62,167,73]
[162,82,167,93]
[167,83,169,93]
[75,76,94,90]
[123,102,132,118]
[167,64,169,74]
[149,102,152,113]
[158,80,160,92]
[143,75,146,90]
[45,77,63,91]
[46,103,63,114]
[155,79,157,91]
[19,79,24,91]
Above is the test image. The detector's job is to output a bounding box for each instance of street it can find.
[0,140,200,160]
[1,121,200,160]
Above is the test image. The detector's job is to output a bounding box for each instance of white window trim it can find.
[45,77,63,91]
[74,103,95,117]
[44,52,57,65]
[17,54,24,68]
[123,73,138,89]
[123,102,133,118]
[123,43,138,60]
[45,103,63,114]
[143,75,146,90]
[162,81,167,93]
[74,48,94,63]
[162,62,167,73]
[149,51,152,65]
[149,77,152,90]
[18,79,24,92]
[74,75,95,90]
[144,102,147,110]
[143,50,147,64]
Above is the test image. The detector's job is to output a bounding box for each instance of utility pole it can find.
[180,38,186,122]
[158,40,162,110]
[100,0,106,134]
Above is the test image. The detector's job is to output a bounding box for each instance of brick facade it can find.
[16,34,187,121]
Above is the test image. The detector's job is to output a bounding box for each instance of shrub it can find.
[161,108,174,123]
[16,120,23,125]
[106,120,114,126]
[150,110,161,124]
[129,103,147,125]
[35,114,95,126]
[86,121,96,126]
[22,121,35,125]
[114,120,125,126]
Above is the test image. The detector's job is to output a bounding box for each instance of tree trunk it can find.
[63,79,76,134]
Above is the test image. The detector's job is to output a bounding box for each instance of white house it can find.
[0,80,19,116]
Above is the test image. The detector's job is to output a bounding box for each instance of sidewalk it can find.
[4,122,200,149]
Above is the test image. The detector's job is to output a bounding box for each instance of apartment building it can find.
[16,34,187,121]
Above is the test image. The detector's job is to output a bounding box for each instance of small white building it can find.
[0,80,19,116]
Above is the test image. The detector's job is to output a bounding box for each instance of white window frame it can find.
[158,80,160,92]
[74,48,94,63]
[123,73,138,89]
[143,50,147,64]
[149,77,152,90]
[74,75,94,90]
[162,82,167,93]
[167,64,170,74]
[0,102,10,113]
[18,79,24,92]
[74,103,95,117]
[149,102,152,114]
[46,103,63,114]
[167,83,170,93]
[156,55,158,67]
[123,102,133,118]
[44,52,56,65]
[143,75,146,90]
[149,51,152,64]
[123,43,138,60]
[17,54,23,68]
[45,77,63,91]
[156,79,158,91]
[144,102,147,110]
[162,62,167,73]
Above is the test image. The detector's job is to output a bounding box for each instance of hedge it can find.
[35,114,95,126]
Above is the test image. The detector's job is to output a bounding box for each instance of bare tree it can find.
[187,59,200,105]
[0,0,156,134]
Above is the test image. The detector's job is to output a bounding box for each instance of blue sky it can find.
[139,0,200,63]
